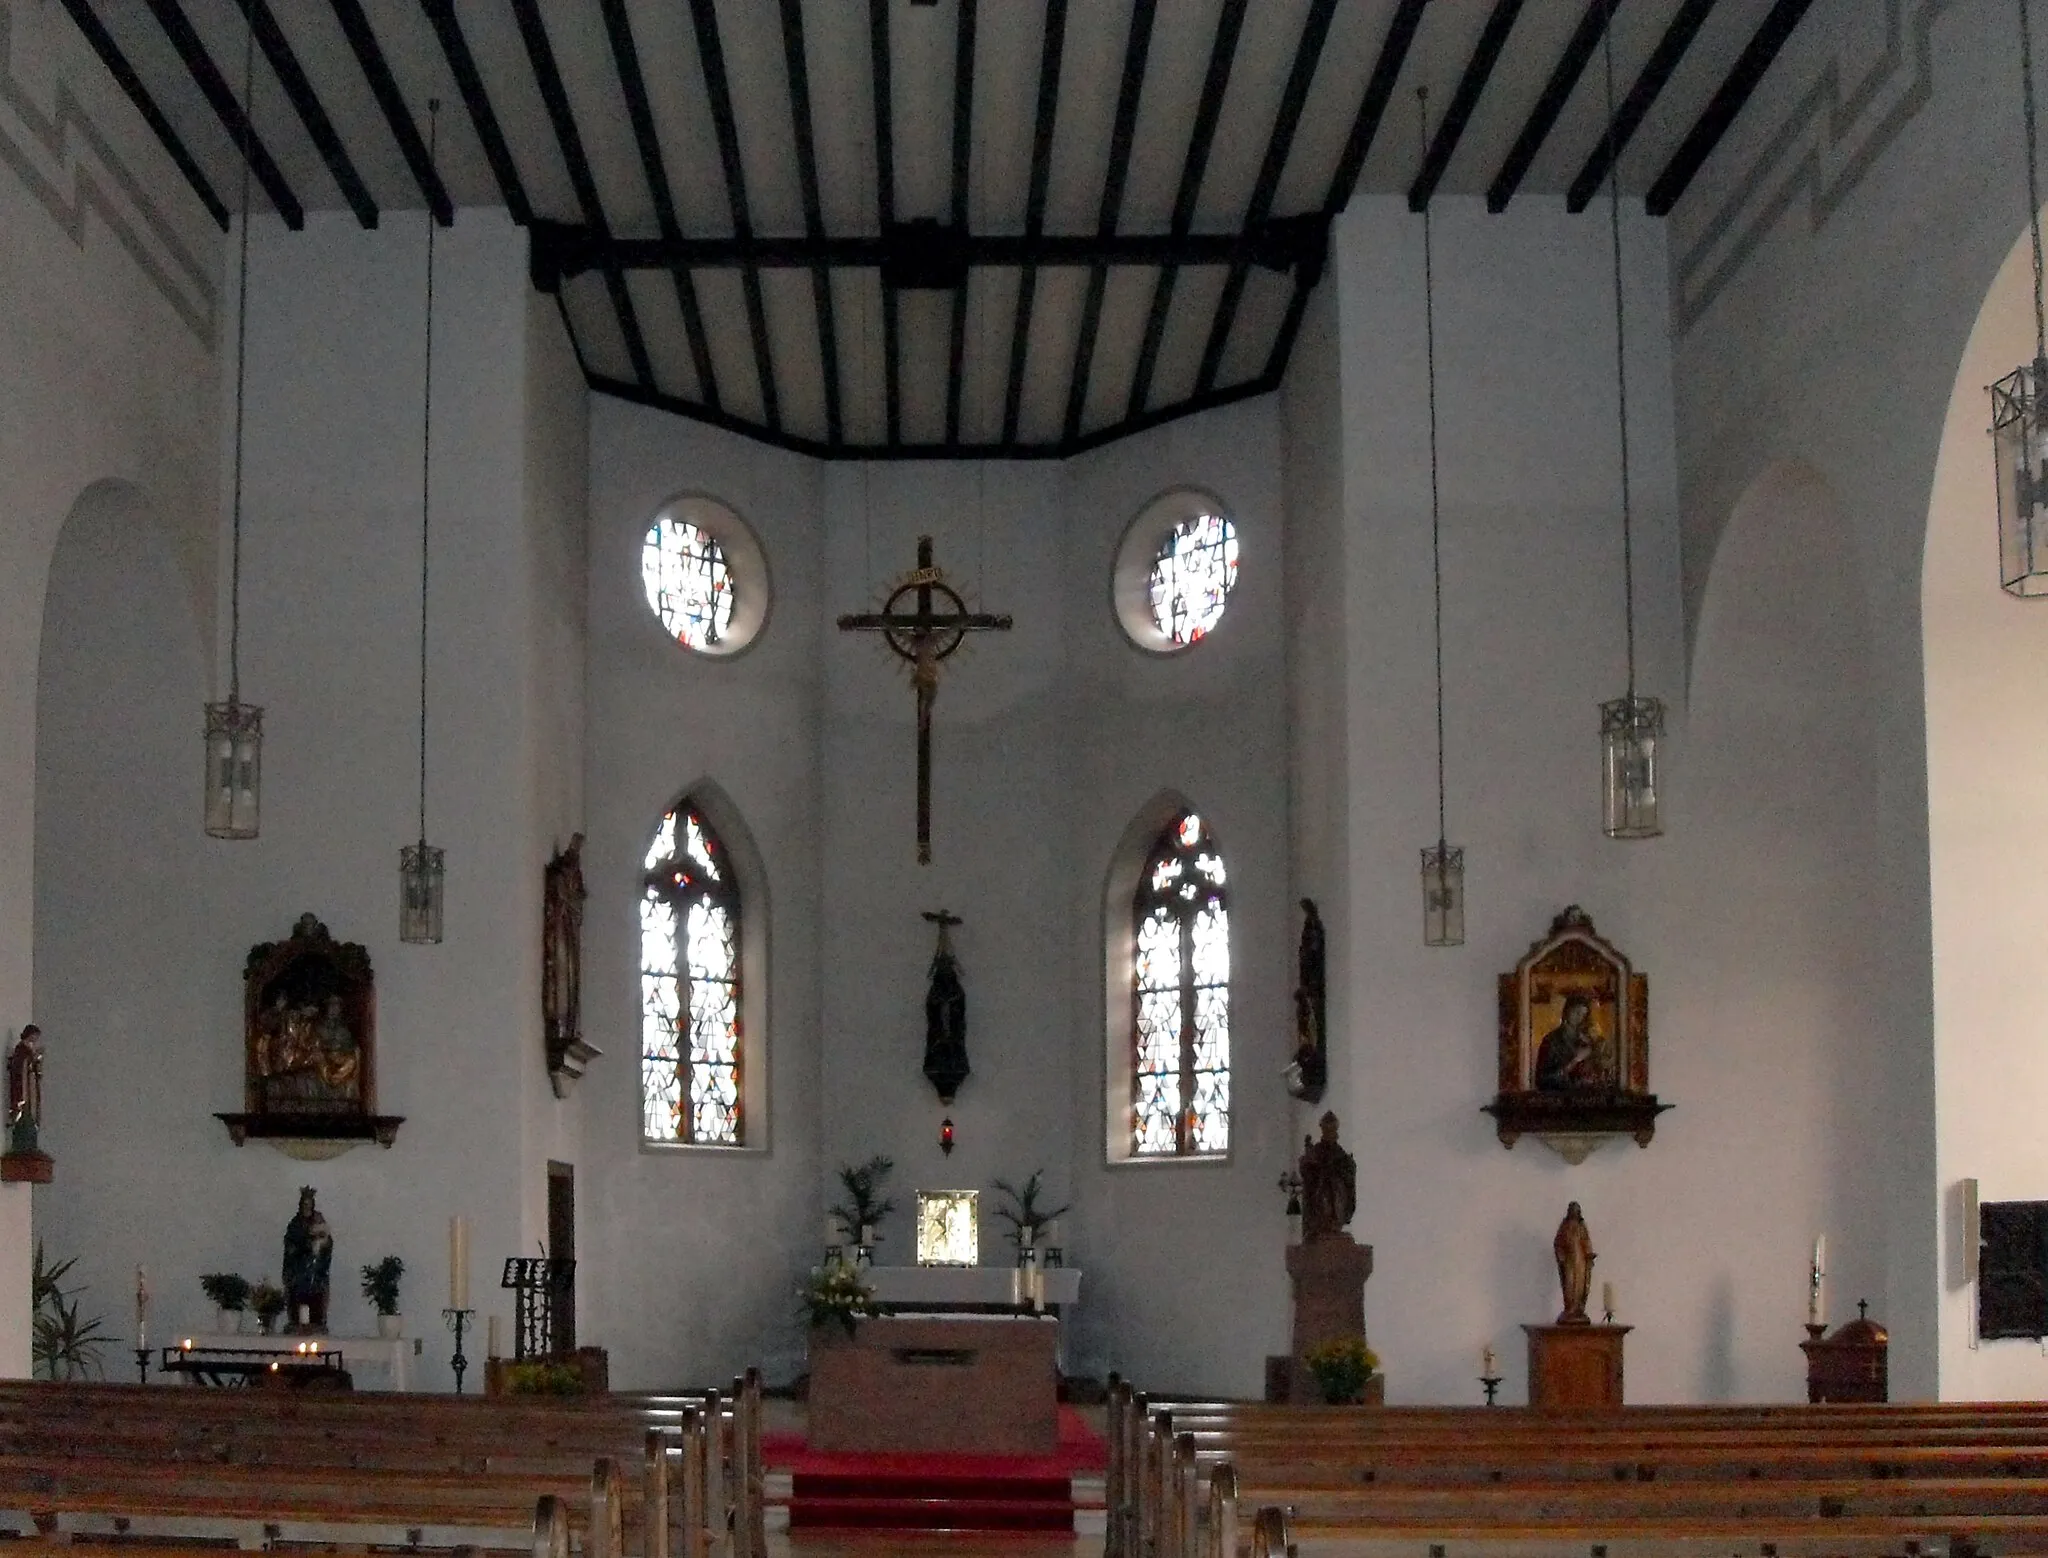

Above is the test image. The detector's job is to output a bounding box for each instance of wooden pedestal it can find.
[1801,1315,1888,1402]
[1523,1322,1629,1410]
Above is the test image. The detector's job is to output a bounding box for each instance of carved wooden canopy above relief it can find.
[1483,905,1668,1159]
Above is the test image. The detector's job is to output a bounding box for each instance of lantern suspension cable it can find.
[1597,0,1665,839]
[1993,0,2048,594]
[1415,87,1463,946]
[203,10,264,840]
[400,101,446,944]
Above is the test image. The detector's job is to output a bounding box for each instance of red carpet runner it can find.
[766,1406,1106,1532]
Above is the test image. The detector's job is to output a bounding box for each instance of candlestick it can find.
[444,1307,475,1394]
[449,1217,469,1310]
[1479,1374,1502,1407]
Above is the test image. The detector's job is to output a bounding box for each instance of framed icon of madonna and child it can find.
[1483,904,1668,1159]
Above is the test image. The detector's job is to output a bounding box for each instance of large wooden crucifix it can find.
[837,536,1012,863]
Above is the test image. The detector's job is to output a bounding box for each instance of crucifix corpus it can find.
[837,536,1012,863]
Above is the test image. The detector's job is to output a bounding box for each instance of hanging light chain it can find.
[227,12,257,705]
[1601,0,1637,700]
[1419,87,1448,855]
[418,102,440,846]
[2022,0,2047,368]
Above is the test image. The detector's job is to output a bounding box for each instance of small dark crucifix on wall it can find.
[837,536,1012,863]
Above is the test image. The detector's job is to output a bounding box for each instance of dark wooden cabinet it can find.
[1801,1311,1888,1402]
[1524,1323,1629,1410]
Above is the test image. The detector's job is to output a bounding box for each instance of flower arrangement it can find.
[1303,1336,1380,1405]
[990,1170,1068,1248]
[199,1272,252,1314]
[502,1360,585,1396]
[359,1255,404,1316]
[249,1279,287,1332]
[801,1264,879,1339]
[828,1155,896,1242]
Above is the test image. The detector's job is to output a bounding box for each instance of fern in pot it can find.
[361,1255,405,1338]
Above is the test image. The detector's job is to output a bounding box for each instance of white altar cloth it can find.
[861,1265,1081,1309]
[169,1333,417,1391]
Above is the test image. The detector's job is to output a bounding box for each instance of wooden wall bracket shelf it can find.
[217,1112,403,1159]
[0,1150,53,1184]
[1483,1093,1671,1162]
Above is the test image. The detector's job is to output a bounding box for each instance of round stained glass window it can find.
[1148,511,1238,646]
[643,517,734,650]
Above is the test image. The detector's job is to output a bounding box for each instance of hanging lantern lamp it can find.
[1595,2,1665,840]
[1413,87,1466,944]
[204,15,264,840]
[399,101,446,945]
[1992,0,2048,594]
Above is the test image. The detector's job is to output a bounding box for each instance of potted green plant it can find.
[800,1264,878,1342]
[1302,1336,1380,1405]
[360,1255,405,1338]
[32,1244,109,1380]
[991,1170,1069,1252]
[249,1278,287,1335]
[199,1272,251,1334]
[828,1155,896,1249]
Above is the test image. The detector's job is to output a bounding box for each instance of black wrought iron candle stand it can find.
[443,1307,475,1394]
[1480,1373,1502,1407]
[134,1346,151,1384]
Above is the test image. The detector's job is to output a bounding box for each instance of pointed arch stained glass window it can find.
[641,802,742,1145]
[1132,811,1230,1156]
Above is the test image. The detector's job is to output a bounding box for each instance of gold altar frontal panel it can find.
[807,1315,1059,1454]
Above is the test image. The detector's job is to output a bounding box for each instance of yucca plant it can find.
[32,1243,109,1380]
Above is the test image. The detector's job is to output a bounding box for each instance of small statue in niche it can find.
[6,1025,44,1155]
[1554,1200,1596,1325]
[1297,1111,1357,1243]
[282,1186,334,1332]
[1285,900,1329,1103]
[921,909,970,1104]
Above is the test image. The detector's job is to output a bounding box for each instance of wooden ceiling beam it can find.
[140,0,303,228]
[600,0,719,412]
[866,0,902,445]
[1409,0,1527,211]
[230,0,375,227]
[1064,0,1157,443]
[421,0,529,225]
[777,0,843,445]
[56,0,228,230]
[1566,0,1719,213]
[1646,0,1816,217]
[1127,0,1249,420]
[327,0,449,224]
[1197,0,1337,395]
[687,0,779,432]
[944,0,978,446]
[1001,0,1069,446]
[1486,0,1609,213]
[510,0,652,387]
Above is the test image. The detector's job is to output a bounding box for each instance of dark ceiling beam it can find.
[1000,0,1068,446]
[867,0,901,445]
[1264,0,1427,387]
[1064,0,1156,443]
[944,0,977,446]
[688,0,779,432]
[1566,0,1718,213]
[510,0,653,388]
[422,0,530,225]
[1068,372,1277,458]
[1486,0,1608,212]
[327,0,450,224]
[1196,0,1337,395]
[530,221,1328,281]
[1408,0,1526,211]
[230,0,375,227]
[56,0,228,230]
[1646,0,1816,216]
[1127,0,1248,420]
[139,0,303,229]
[601,0,719,412]
[778,0,842,445]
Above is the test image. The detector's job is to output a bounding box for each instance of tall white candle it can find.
[487,1314,502,1359]
[823,1217,839,1248]
[1482,1345,1496,1376]
[1602,1281,1616,1318]
[135,1266,149,1349]
[1809,1235,1826,1327]
[450,1217,469,1309]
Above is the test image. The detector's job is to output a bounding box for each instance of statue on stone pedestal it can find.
[1554,1200,1596,1325]
[1298,1111,1356,1243]
[6,1025,43,1155]
[282,1187,334,1332]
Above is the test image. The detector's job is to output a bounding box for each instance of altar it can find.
[164,1333,418,1391]
[862,1264,1081,1311]
[808,1313,1059,1454]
